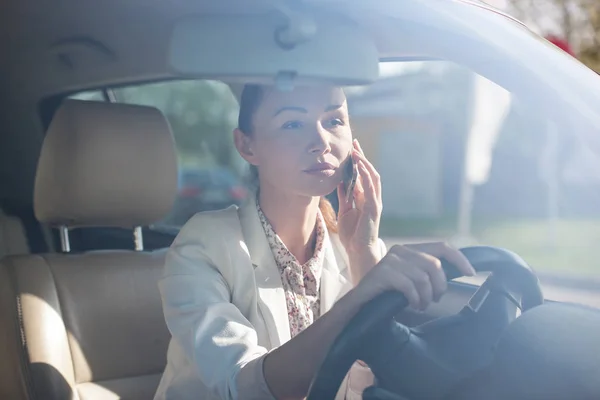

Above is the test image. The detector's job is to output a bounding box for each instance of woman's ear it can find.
[233,128,259,165]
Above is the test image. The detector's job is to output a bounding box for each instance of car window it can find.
[70,90,105,102]
[70,60,600,301]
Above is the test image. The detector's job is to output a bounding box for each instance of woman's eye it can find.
[328,118,344,127]
[282,121,304,130]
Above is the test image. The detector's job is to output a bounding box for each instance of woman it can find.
[154,84,475,400]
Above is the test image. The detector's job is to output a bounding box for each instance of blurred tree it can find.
[499,0,600,71]
[579,1,600,71]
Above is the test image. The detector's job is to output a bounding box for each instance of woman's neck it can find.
[258,186,321,264]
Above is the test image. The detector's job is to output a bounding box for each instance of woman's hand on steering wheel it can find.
[353,243,476,311]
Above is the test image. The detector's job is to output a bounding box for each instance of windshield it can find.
[71,0,600,306]
[364,0,600,136]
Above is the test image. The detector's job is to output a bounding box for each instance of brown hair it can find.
[238,84,338,233]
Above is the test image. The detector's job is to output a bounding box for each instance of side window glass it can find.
[70,91,105,101]
[354,60,595,294]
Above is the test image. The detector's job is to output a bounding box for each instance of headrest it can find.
[34,99,178,228]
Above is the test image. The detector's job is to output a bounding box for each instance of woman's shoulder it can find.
[173,205,243,244]
[167,205,246,268]
[164,205,249,279]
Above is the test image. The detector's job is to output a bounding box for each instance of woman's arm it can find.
[262,242,475,400]
[161,215,472,400]
[159,207,282,400]
[346,240,386,286]
[259,245,384,400]
[260,243,380,400]
[261,284,366,399]
[161,237,362,400]
[160,205,362,400]
[159,247,272,400]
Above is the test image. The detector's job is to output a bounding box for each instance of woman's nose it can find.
[308,126,332,154]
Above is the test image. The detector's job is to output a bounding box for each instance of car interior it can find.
[0,99,177,399]
[2,0,600,399]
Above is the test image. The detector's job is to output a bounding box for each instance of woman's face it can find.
[238,85,353,198]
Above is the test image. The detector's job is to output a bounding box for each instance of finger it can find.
[401,265,434,310]
[353,166,366,209]
[407,242,476,277]
[355,139,367,157]
[357,160,378,214]
[410,251,447,301]
[353,148,382,202]
[378,252,421,309]
[395,275,421,311]
[390,245,446,302]
[337,182,353,216]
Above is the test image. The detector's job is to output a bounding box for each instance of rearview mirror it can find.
[167,10,380,87]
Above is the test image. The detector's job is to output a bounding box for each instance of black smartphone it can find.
[343,153,358,204]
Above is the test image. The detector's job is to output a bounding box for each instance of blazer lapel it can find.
[320,231,353,315]
[238,196,291,347]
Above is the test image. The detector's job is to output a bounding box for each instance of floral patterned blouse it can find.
[257,203,326,338]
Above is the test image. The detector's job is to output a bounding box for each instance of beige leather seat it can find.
[0,99,178,400]
[0,208,30,257]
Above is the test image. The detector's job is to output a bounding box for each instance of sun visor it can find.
[167,11,379,88]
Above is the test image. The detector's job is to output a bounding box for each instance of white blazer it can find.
[154,196,382,400]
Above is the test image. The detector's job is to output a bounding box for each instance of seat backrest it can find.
[0,99,178,400]
[0,207,30,258]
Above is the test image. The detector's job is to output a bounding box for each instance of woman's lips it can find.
[304,163,337,177]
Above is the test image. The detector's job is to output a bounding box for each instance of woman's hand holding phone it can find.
[337,139,384,284]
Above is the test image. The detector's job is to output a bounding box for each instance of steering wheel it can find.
[306,246,544,400]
